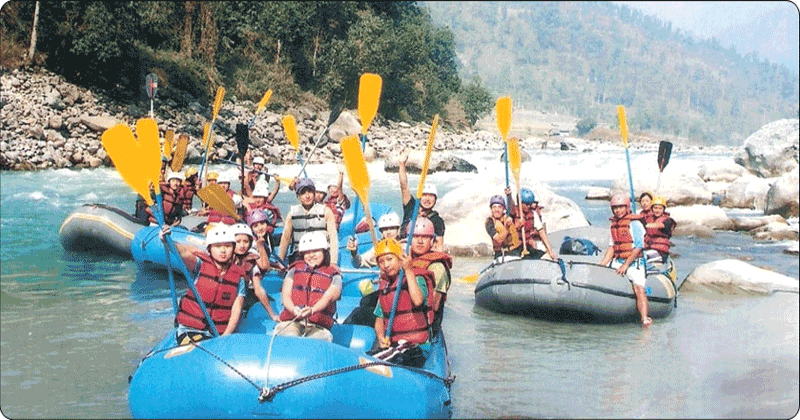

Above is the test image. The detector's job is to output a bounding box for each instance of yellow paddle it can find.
[196,183,242,222]
[508,137,526,254]
[200,87,226,187]
[281,115,299,151]
[101,124,152,205]
[618,105,636,212]
[496,96,513,215]
[171,134,189,173]
[358,73,382,136]
[163,130,174,161]
[340,134,378,247]
[248,89,273,129]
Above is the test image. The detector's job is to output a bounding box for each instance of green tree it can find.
[459,76,492,125]
[576,117,597,136]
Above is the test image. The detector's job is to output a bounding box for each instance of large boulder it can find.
[697,160,748,182]
[438,177,589,257]
[765,169,799,218]
[81,115,121,132]
[682,259,799,294]
[734,119,799,178]
[611,170,712,206]
[668,205,734,231]
[731,214,788,232]
[383,151,477,174]
[327,110,361,143]
[719,174,773,210]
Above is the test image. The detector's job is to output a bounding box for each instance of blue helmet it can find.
[520,188,536,204]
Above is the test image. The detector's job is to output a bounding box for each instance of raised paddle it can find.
[101,120,218,336]
[196,183,242,222]
[163,130,174,162]
[281,114,308,178]
[171,134,189,173]
[248,89,273,129]
[656,140,673,194]
[618,105,636,213]
[350,73,383,234]
[508,137,526,255]
[146,73,157,118]
[386,114,439,340]
[235,123,249,195]
[340,135,378,248]
[496,96,512,215]
[200,87,226,188]
[295,100,346,178]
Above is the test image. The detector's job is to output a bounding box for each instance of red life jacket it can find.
[180,182,197,211]
[205,210,237,226]
[324,194,350,228]
[245,201,282,234]
[521,206,543,247]
[146,182,183,224]
[235,252,259,286]
[411,251,453,324]
[175,252,245,334]
[377,268,435,345]
[645,214,673,254]
[278,262,340,329]
[609,213,641,260]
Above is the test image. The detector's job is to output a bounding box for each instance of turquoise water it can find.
[1,155,798,418]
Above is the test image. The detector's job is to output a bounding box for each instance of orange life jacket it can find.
[278,262,340,329]
[487,215,522,253]
[175,252,245,334]
[645,213,673,254]
[377,268,435,345]
[609,213,641,260]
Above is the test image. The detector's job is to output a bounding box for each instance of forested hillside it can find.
[0,1,493,127]
[424,1,799,144]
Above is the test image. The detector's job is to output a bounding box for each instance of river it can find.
[1,148,798,418]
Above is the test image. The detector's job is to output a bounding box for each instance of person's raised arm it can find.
[325,206,339,266]
[267,177,280,203]
[398,150,412,206]
[159,225,200,271]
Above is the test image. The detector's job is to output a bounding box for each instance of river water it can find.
[1,148,798,418]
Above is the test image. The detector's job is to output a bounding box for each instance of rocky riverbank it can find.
[2,67,737,172]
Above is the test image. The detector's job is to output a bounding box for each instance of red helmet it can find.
[412,217,435,238]
[610,194,631,208]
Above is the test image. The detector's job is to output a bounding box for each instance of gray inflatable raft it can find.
[474,226,678,322]
[58,204,148,256]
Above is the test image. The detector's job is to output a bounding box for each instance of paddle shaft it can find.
[154,194,178,316]
[624,147,637,213]
[386,199,421,339]
[296,123,334,179]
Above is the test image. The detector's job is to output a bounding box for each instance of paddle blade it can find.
[137,119,162,194]
[658,140,673,172]
[340,135,370,203]
[202,122,211,148]
[101,124,152,206]
[617,105,628,147]
[211,87,225,121]
[508,137,522,187]
[358,73,383,134]
[496,96,512,141]
[461,273,479,284]
[235,124,249,157]
[171,134,188,172]
[163,130,174,160]
[416,114,439,199]
[281,115,300,151]
[256,89,272,114]
[197,184,239,220]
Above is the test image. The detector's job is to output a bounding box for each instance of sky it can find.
[616,1,799,75]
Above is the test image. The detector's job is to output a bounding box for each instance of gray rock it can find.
[81,116,120,132]
[434,155,477,173]
[765,170,800,218]
[731,214,787,232]
[682,259,798,294]
[734,119,799,178]
[719,175,772,210]
[585,187,611,200]
[328,110,361,143]
[668,205,734,231]
[48,115,64,130]
[698,160,748,182]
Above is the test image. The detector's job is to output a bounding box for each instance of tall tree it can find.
[26,1,39,66]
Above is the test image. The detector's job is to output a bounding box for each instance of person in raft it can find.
[160,224,247,345]
[598,194,652,327]
[347,212,404,268]
[180,166,200,214]
[642,196,676,265]
[638,191,654,219]
[243,156,267,197]
[274,231,342,341]
[509,188,558,260]
[323,165,351,230]
[142,169,184,226]
[371,237,435,368]
[277,177,339,265]
[485,187,523,259]
[229,223,279,321]
[408,217,453,338]
[397,150,445,251]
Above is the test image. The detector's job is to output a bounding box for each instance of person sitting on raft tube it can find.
[598,194,652,327]
[141,169,184,226]
[160,224,247,345]
[230,223,279,321]
[643,196,676,265]
[485,188,523,259]
[509,188,558,260]
[408,217,452,337]
[398,150,445,252]
[372,238,435,368]
[277,177,338,265]
[274,231,342,341]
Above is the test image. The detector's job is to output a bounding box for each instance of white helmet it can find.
[166,170,184,182]
[205,224,236,247]
[297,231,328,253]
[377,212,401,230]
[252,180,270,197]
[252,156,265,165]
[229,223,253,239]
[422,182,438,198]
[232,194,243,207]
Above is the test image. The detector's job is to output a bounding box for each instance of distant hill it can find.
[424,1,799,145]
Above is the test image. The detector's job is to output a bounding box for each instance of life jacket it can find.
[235,252,259,287]
[175,252,245,334]
[290,203,327,247]
[278,261,340,329]
[245,201,282,234]
[180,182,197,211]
[205,210,237,226]
[146,183,183,224]
[609,213,641,260]
[324,194,350,228]
[521,206,544,247]
[377,267,435,345]
[410,251,453,324]
[645,214,673,255]
[487,215,522,253]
